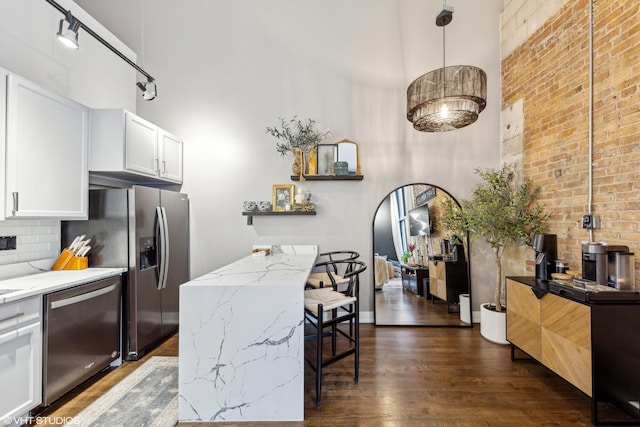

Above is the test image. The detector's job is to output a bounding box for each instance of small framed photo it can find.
[272,184,295,212]
[317,143,337,175]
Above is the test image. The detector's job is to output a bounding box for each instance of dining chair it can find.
[303,259,367,406]
[305,251,359,289]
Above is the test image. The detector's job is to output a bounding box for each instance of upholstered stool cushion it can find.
[304,287,357,313]
[306,272,348,289]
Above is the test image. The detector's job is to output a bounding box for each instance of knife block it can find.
[52,249,88,270]
[64,256,88,270]
[52,248,75,270]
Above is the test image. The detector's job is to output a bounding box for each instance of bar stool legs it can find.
[303,260,366,406]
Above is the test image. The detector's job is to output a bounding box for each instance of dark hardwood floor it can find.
[33,324,612,426]
[375,278,465,326]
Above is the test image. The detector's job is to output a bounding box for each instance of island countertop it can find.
[178,245,318,423]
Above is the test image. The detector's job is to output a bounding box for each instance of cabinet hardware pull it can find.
[50,283,119,310]
[155,158,160,172]
[12,192,18,214]
[162,160,167,174]
[0,312,25,323]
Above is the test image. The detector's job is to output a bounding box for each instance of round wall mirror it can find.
[372,183,472,326]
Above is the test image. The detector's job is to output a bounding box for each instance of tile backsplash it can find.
[0,220,60,266]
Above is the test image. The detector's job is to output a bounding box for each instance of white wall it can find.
[4,0,504,313]
[0,0,136,109]
[132,0,504,313]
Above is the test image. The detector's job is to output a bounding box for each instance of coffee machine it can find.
[533,234,557,281]
[581,242,634,287]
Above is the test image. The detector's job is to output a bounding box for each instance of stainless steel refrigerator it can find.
[62,185,189,360]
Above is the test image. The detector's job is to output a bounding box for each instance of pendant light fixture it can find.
[45,0,158,101]
[407,4,487,132]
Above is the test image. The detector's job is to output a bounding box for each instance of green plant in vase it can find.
[265,116,330,178]
[440,163,550,313]
[402,243,417,264]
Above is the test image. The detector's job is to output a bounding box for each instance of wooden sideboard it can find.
[507,279,591,395]
[428,259,468,310]
[506,277,640,424]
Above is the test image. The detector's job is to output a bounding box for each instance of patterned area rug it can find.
[72,356,178,427]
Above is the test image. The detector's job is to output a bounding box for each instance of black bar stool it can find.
[303,259,367,406]
[306,251,359,289]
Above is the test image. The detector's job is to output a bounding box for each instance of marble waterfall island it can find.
[178,245,318,422]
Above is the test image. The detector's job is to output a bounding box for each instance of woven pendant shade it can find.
[407,65,487,132]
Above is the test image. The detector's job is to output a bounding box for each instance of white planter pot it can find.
[480,303,509,345]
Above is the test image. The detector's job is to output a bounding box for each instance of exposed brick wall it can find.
[502,0,640,279]
[501,0,570,59]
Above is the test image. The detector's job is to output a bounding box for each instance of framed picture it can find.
[272,184,295,212]
[416,186,436,206]
[317,144,337,175]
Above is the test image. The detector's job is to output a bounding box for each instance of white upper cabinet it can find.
[90,109,183,184]
[124,113,159,177]
[2,72,89,220]
[159,129,183,182]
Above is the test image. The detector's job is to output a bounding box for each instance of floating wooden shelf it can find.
[290,174,363,181]
[242,210,316,225]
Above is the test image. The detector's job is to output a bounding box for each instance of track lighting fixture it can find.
[45,0,158,101]
[56,11,80,49]
[137,79,157,101]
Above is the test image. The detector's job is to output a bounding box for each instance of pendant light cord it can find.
[442,1,447,95]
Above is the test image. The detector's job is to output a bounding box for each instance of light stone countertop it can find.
[0,260,126,304]
[178,244,317,422]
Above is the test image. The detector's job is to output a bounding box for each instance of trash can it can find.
[459,293,471,323]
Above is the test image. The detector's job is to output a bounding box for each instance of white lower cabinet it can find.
[0,296,42,424]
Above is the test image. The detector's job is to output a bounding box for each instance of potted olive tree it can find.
[440,164,549,343]
[266,116,329,180]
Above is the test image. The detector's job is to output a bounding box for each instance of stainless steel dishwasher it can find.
[42,275,122,406]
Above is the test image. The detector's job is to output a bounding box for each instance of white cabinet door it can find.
[0,322,42,422]
[0,70,7,220]
[90,109,183,184]
[4,74,88,219]
[159,130,183,183]
[125,112,159,178]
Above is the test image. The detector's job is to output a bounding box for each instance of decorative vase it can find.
[480,303,508,344]
[291,149,306,181]
[307,148,317,175]
[292,149,303,175]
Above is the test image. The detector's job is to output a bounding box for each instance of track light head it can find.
[435,5,454,27]
[57,11,80,49]
[137,79,157,101]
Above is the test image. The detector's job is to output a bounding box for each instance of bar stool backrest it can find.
[315,259,366,296]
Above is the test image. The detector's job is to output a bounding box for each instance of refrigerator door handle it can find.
[157,206,170,290]
[156,206,167,291]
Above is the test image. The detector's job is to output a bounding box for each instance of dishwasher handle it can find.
[50,283,119,310]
